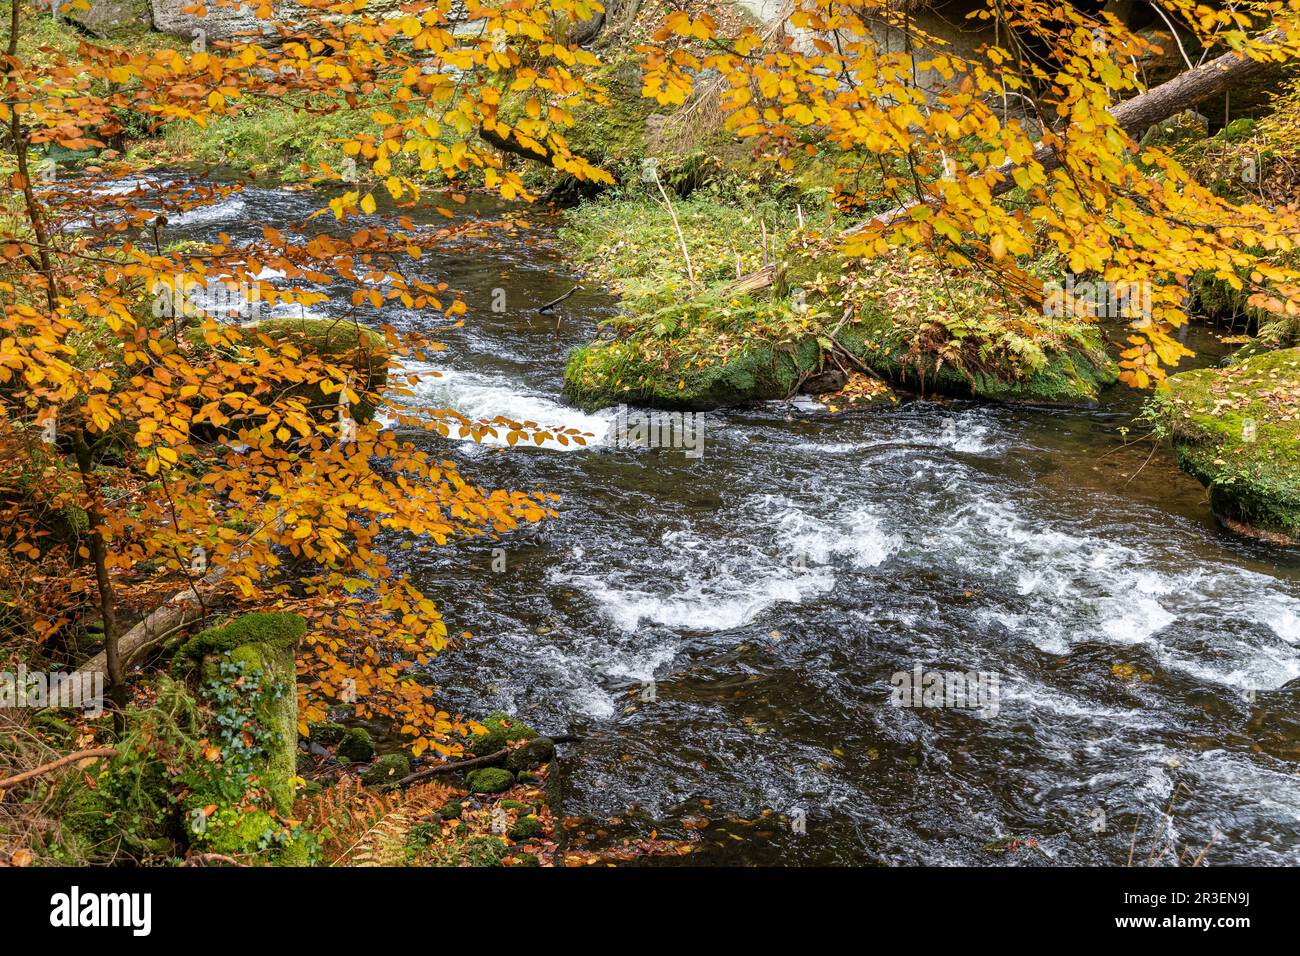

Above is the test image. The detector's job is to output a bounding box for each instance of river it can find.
[161,177,1300,866]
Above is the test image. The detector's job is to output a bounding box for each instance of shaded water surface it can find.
[165,178,1300,865]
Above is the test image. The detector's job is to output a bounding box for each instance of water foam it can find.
[393,362,612,450]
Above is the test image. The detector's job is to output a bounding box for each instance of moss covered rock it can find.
[846,306,1117,405]
[505,737,555,774]
[564,335,829,411]
[465,767,515,794]
[360,753,411,788]
[337,727,375,763]
[468,712,538,756]
[508,815,545,840]
[187,317,388,422]
[1154,347,1300,542]
[308,720,346,744]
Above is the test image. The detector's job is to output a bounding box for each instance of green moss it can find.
[508,815,544,840]
[360,753,411,788]
[468,712,537,756]
[308,721,346,744]
[156,100,380,183]
[504,737,556,773]
[437,800,464,820]
[337,727,375,763]
[236,649,295,814]
[565,335,824,410]
[177,612,306,668]
[559,198,1113,409]
[463,835,508,867]
[465,767,515,794]
[1153,347,1300,540]
[848,303,1117,405]
[199,806,280,856]
[1191,268,1278,329]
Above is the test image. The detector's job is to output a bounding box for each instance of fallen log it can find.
[0,747,118,794]
[75,566,227,676]
[394,733,582,788]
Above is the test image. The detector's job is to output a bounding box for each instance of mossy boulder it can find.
[508,815,545,840]
[186,317,388,423]
[360,753,411,788]
[846,307,1117,405]
[69,0,152,37]
[564,335,829,411]
[465,767,515,794]
[505,737,556,774]
[561,237,1112,411]
[337,727,375,763]
[468,712,538,756]
[308,721,347,744]
[1154,347,1300,542]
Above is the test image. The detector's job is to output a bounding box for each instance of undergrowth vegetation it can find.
[559,195,1118,408]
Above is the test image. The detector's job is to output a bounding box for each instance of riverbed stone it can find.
[361,753,411,788]
[466,767,515,793]
[505,736,555,773]
[468,711,538,756]
[1154,347,1300,542]
[337,727,375,763]
[69,0,152,37]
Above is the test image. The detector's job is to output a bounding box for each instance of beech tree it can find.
[1,0,605,753]
[643,0,1300,385]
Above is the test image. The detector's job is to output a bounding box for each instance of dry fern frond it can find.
[299,777,452,867]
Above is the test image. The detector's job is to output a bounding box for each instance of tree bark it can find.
[72,436,124,717]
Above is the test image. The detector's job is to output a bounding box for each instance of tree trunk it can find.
[72,436,124,717]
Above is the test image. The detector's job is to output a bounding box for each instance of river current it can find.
[159,178,1300,866]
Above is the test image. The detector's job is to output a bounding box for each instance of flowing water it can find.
[161,178,1300,866]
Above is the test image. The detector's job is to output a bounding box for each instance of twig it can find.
[182,853,243,867]
[1123,440,1160,487]
[394,734,582,788]
[0,747,118,794]
[538,284,582,314]
[654,174,697,291]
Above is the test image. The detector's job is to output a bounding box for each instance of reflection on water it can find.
[163,177,1300,866]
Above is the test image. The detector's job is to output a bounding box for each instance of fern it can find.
[299,777,451,867]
